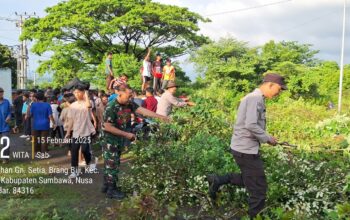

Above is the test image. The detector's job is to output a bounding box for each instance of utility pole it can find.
[8,45,21,89]
[338,0,346,114]
[15,12,36,90]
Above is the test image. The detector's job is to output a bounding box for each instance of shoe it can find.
[207,174,220,200]
[26,137,31,141]
[79,161,86,166]
[20,135,28,138]
[2,159,9,164]
[85,164,96,173]
[106,184,126,200]
[206,174,233,200]
[68,167,81,178]
[68,171,79,178]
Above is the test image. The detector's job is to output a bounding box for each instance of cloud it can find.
[155,0,350,80]
[157,0,348,62]
[2,0,348,82]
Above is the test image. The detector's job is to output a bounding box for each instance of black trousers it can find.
[15,113,22,128]
[50,126,64,139]
[24,116,31,136]
[71,136,91,168]
[230,150,267,218]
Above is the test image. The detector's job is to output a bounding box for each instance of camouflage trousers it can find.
[102,143,122,185]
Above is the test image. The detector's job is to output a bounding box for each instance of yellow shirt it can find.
[163,65,175,81]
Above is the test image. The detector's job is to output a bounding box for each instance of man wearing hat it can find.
[207,73,287,219]
[156,81,195,117]
[0,87,11,164]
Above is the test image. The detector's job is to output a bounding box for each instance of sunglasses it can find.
[0,91,4,93]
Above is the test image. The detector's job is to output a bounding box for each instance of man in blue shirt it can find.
[0,87,11,164]
[30,92,55,153]
[108,85,126,103]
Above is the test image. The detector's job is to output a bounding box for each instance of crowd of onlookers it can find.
[0,48,196,202]
[0,77,194,164]
[0,49,194,180]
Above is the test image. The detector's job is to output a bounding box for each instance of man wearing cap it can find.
[0,87,11,164]
[207,73,287,219]
[156,81,195,117]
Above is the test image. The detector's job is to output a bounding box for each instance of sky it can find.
[0,0,349,81]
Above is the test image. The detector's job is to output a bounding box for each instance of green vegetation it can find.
[1,0,349,219]
[0,43,17,88]
[113,37,350,219]
[21,0,209,87]
[0,162,98,220]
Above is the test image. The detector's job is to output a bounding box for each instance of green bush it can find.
[117,87,350,219]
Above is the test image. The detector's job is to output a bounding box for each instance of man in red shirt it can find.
[142,87,158,112]
[152,53,163,92]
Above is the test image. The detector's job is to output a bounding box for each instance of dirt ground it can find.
[5,132,133,219]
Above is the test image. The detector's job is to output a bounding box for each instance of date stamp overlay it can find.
[0,136,98,197]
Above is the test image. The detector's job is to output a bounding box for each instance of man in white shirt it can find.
[50,96,64,143]
[141,48,152,93]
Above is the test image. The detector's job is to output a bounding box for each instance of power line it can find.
[0,29,19,32]
[276,9,339,35]
[0,16,17,22]
[204,0,292,17]
[0,35,18,42]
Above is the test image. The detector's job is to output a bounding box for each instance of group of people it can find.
[10,88,106,163]
[0,62,195,199]
[102,52,196,199]
[105,48,176,95]
[0,48,289,218]
[108,53,287,219]
[104,51,288,219]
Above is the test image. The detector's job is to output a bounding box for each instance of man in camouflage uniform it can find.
[100,84,169,199]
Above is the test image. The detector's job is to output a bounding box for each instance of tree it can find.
[0,44,17,88]
[190,38,326,96]
[190,37,261,93]
[21,0,209,86]
[259,40,320,72]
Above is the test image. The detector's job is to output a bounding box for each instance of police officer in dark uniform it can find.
[207,73,287,218]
